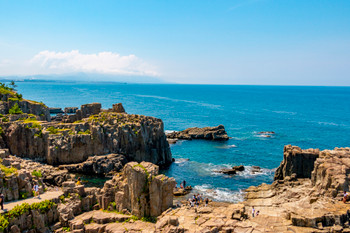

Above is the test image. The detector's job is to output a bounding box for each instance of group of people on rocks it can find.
[252,206,260,217]
[188,193,209,207]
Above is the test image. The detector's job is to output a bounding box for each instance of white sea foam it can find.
[215,144,237,149]
[134,94,222,109]
[194,184,244,203]
[165,130,177,134]
[174,158,190,164]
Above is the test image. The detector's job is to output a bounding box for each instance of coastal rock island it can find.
[166,125,229,141]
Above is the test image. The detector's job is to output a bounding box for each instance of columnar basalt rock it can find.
[59,154,128,175]
[99,161,175,218]
[1,110,172,167]
[311,147,350,197]
[274,145,320,180]
[166,125,229,141]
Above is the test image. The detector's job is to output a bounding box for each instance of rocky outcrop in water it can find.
[166,125,229,141]
[99,161,175,218]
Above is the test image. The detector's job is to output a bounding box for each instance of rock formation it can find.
[274,145,320,180]
[0,106,172,167]
[0,89,50,122]
[99,161,175,218]
[59,154,127,176]
[166,125,229,141]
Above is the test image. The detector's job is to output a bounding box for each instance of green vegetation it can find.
[73,120,84,123]
[0,126,3,135]
[34,130,43,138]
[141,216,157,223]
[19,191,28,199]
[62,227,70,232]
[78,129,91,135]
[0,200,56,230]
[1,117,8,122]
[9,103,23,114]
[31,170,42,178]
[0,214,9,231]
[0,164,17,176]
[0,82,15,95]
[47,126,58,134]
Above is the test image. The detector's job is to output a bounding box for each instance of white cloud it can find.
[29,50,158,76]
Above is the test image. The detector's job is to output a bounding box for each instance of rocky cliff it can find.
[0,107,172,167]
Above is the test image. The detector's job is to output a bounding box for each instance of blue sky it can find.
[0,0,349,85]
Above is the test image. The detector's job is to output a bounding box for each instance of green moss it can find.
[1,117,8,122]
[78,129,91,135]
[73,120,84,123]
[34,130,43,138]
[62,227,70,232]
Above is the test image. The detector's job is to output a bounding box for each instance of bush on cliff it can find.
[0,163,17,176]
[47,126,58,134]
[31,170,42,178]
[9,103,23,114]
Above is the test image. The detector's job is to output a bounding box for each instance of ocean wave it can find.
[165,130,177,134]
[174,158,190,164]
[207,163,275,178]
[194,184,244,203]
[215,144,237,149]
[271,110,297,115]
[134,94,222,109]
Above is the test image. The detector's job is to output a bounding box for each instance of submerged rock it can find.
[166,125,229,141]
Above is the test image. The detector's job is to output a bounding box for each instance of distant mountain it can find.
[0,73,168,84]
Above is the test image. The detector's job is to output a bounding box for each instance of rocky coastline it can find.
[0,84,350,232]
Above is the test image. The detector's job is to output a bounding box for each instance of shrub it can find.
[0,126,3,135]
[1,117,8,122]
[47,126,58,134]
[0,164,17,176]
[0,214,9,231]
[9,103,23,114]
[31,170,42,178]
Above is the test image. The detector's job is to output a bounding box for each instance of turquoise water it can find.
[15,82,350,202]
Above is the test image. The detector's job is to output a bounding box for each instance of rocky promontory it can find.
[0,102,172,167]
[166,125,229,141]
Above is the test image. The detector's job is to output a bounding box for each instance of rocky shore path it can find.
[0,190,63,213]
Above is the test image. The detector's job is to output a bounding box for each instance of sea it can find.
[15,81,350,202]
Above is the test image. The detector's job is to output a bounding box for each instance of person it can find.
[205,198,209,207]
[0,193,4,210]
[33,183,39,198]
[343,191,349,203]
[183,180,186,188]
[252,206,255,217]
[256,210,260,216]
[76,177,81,185]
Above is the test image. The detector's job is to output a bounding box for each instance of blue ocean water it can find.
[15,82,350,202]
